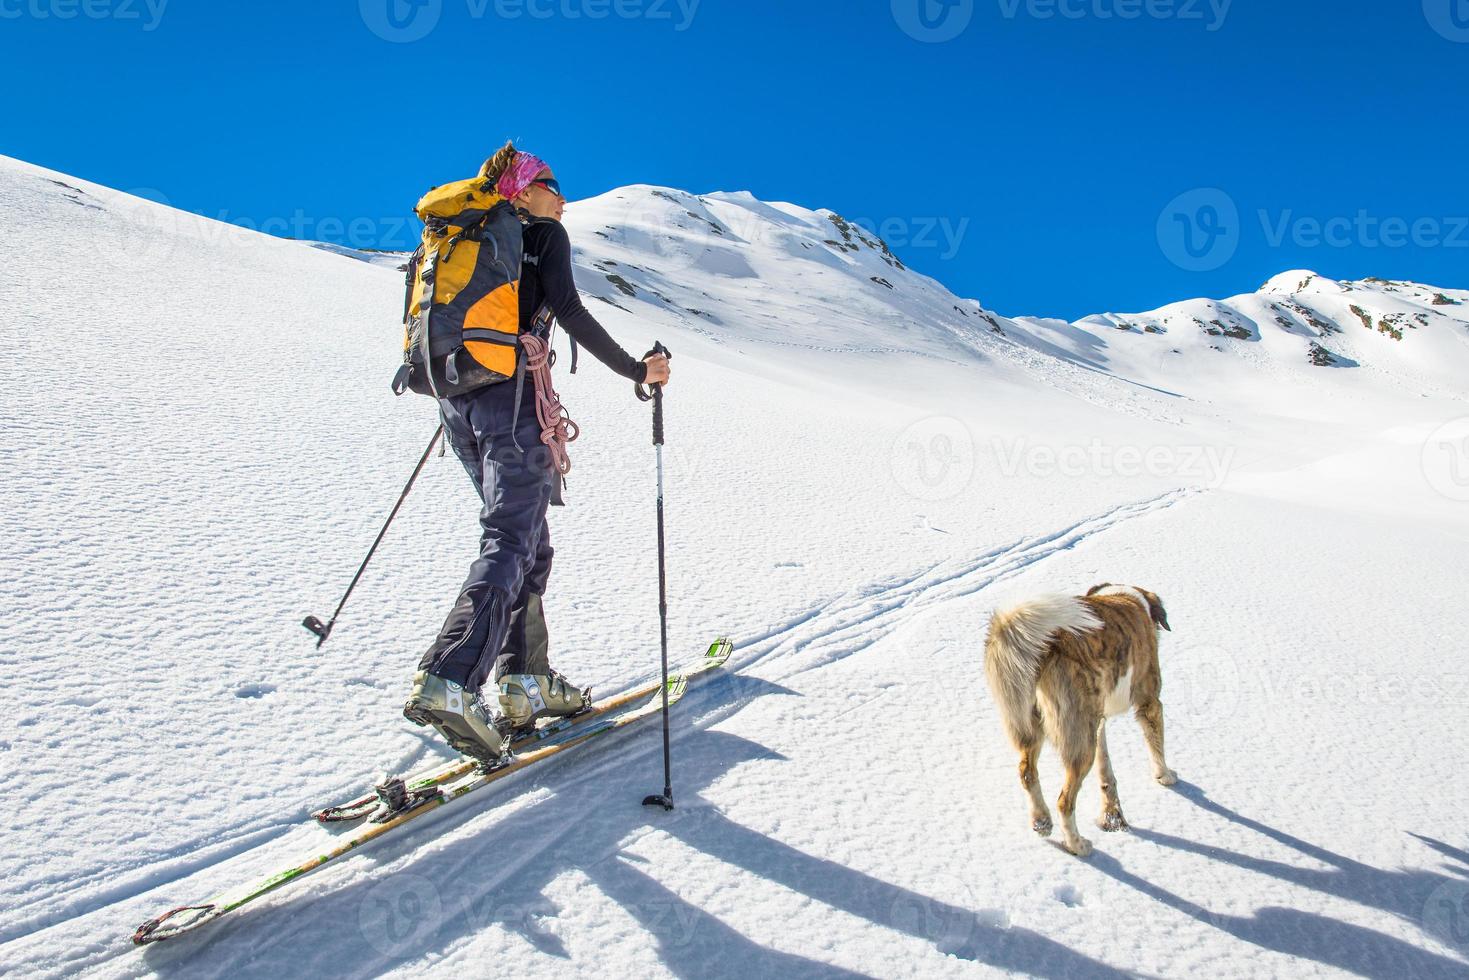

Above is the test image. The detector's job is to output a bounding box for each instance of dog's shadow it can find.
[1091,779,1469,977]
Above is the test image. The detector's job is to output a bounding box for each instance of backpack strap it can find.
[401,248,421,326]
[392,247,426,396]
[415,243,443,399]
[509,350,527,451]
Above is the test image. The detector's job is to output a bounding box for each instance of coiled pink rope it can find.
[519,334,579,475]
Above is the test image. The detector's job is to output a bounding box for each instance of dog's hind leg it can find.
[1095,721,1128,831]
[1135,697,1178,786]
[1017,714,1052,837]
[1057,727,1098,858]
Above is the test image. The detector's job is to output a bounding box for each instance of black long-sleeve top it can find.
[520,216,648,384]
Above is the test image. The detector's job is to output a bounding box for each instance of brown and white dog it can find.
[983,584,1176,857]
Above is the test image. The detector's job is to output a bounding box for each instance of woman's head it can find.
[479,140,564,222]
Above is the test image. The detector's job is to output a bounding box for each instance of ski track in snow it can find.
[729,488,1196,685]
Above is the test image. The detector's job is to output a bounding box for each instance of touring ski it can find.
[131,637,731,946]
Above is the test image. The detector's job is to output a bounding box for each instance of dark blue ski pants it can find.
[418,382,556,693]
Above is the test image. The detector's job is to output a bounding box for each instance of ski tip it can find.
[706,637,733,665]
[132,904,220,945]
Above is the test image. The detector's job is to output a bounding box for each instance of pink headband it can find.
[496,152,548,200]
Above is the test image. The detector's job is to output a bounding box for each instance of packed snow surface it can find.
[3,155,1468,978]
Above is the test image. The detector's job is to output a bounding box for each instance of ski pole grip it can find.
[652,385,664,446]
[634,341,671,408]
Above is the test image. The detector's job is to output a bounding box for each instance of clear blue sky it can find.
[2,0,1465,319]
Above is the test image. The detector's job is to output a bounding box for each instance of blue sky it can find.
[1,0,1465,319]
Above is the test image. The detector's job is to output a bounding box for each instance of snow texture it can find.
[2,154,1468,978]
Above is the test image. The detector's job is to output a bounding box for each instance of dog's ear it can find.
[1142,590,1171,631]
[1086,583,1112,596]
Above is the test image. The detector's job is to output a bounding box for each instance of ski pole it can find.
[303,425,444,648]
[637,342,675,811]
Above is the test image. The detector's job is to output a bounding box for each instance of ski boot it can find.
[496,669,592,732]
[403,671,509,767]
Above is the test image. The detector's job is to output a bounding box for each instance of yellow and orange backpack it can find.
[392,176,527,398]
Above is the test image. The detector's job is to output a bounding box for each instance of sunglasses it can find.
[531,177,564,198]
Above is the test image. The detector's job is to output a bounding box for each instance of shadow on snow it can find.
[140,674,1124,979]
[1090,780,1469,978]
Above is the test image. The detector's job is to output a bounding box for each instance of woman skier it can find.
[404,143,672,764]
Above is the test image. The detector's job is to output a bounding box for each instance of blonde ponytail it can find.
[479,141,519,183]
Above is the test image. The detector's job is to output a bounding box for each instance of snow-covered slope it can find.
[1002,269,1469,405]
[303,241,411,270]
[3,155,1468,978]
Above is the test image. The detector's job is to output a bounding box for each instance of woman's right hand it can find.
[643,353,671,386]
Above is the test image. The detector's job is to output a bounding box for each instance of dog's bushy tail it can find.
[984,596,1102,746]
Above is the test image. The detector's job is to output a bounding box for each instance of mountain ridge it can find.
[8,151,1460,403]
